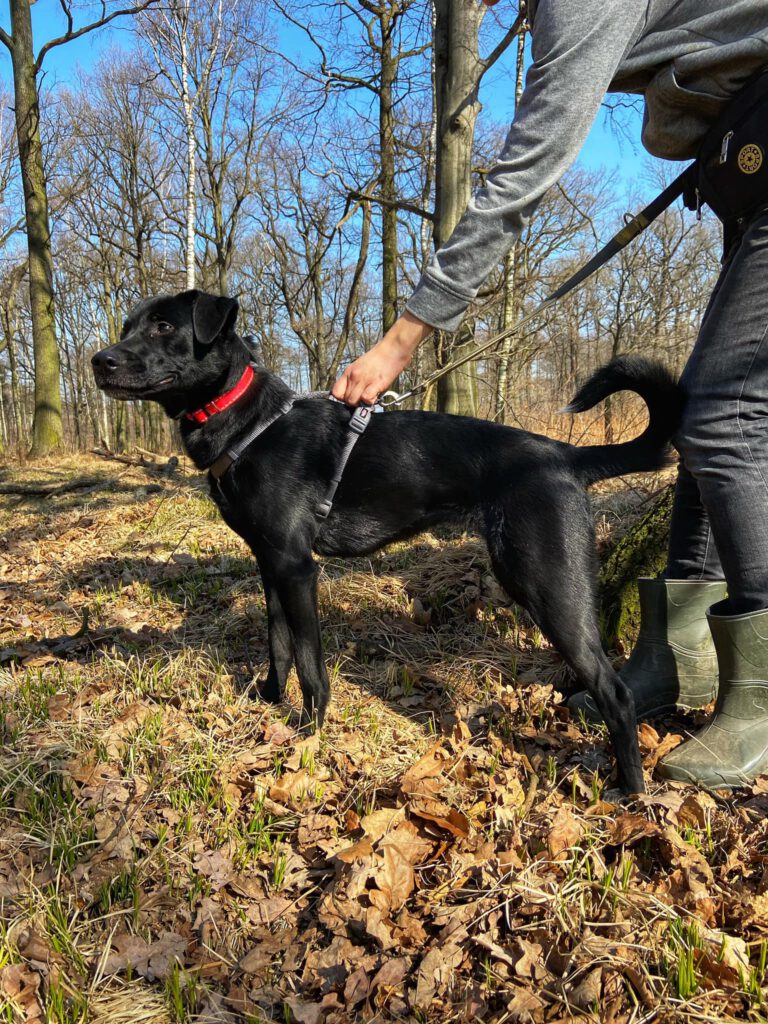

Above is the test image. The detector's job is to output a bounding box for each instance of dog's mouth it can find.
[96,374,177,398]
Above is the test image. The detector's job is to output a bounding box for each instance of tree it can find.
[140,0,227,290]
[0,0,156,456]
[432,0,524,415]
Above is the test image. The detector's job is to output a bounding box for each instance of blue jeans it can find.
[667,208,768,612]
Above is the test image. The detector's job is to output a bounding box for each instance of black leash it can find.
[380,166,696,407]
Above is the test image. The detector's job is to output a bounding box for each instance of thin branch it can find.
[480,13,524,81]
[348,189,434,222]
[0,26,12,51]
[36,0,160,71]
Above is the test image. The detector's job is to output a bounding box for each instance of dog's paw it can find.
[258,676,284,704]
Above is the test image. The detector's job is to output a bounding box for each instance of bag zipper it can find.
[720,130,734,165]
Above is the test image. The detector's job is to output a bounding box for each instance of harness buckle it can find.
[348,406,371,434]
[315,499,333,519]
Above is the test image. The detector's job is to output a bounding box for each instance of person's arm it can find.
[333,0,648,404]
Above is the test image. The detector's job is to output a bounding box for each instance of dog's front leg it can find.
[263,551,330,728]
[258,569,294,704]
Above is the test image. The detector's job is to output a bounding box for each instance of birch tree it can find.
[141,0,228,290]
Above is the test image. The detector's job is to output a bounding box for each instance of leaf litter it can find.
[0,457,767,1022]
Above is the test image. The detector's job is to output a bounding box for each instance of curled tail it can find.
[565,355,684,485]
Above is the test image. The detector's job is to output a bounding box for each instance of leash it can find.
[379,166,696,407]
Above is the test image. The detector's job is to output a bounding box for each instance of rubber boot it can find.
[657,603,768,789]
[568,578,726,723]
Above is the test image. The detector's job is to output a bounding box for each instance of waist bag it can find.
[691,68,768,222]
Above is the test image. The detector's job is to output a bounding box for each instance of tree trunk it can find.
[180,15,197,291]
[598,485,674,652]
[1,300,25,449]
[432,0,486,416]
[494,26,526,422]
[379,8,398,335]
[9,0,63,456]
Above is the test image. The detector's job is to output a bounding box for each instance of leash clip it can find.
[378,390,404,407]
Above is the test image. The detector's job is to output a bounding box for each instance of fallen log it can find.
[0,477,105,497]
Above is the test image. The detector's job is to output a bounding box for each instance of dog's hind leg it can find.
[258,570,294,704]
[485,486,644,794]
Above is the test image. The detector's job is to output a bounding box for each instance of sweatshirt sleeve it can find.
[406,0,647,332]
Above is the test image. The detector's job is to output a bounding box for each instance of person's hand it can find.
[332,312,432,406]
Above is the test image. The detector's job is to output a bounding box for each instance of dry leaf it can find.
[103,931,186,981]
[546,805,585,860]
[0,964,43,1021]
[409,798,470,838]
[360,806,405,842]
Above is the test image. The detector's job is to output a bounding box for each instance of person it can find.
[331,0,768,790]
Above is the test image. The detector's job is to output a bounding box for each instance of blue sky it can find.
[1,0,648,183]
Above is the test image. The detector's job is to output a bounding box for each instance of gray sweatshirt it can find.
[406,0,768,332]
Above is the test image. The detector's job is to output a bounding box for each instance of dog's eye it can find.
[156,322,175,334]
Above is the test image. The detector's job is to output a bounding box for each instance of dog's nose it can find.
[91,350,120,371]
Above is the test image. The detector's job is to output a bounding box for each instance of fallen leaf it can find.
[360,806,406,842]
[409,798,470,838]
[103,931,186,981]
[546,805,585,860]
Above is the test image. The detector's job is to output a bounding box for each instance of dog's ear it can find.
[185,292,239,346]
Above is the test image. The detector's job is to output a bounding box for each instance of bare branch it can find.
[36,0,160,71]
[480,13,524,81]
[348,189,434,222]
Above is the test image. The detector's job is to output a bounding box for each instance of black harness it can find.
[207,376,372,520]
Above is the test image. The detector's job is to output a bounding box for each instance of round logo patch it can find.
[738,143,764,174]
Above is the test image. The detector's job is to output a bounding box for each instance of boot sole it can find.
[570,694,715,724]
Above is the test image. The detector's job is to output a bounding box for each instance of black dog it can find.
[92,290,683,794]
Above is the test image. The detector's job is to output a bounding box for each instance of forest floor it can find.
[0,453,767,1024]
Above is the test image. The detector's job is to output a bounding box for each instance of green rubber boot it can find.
[657,603,768,789]
[568,578,726,723]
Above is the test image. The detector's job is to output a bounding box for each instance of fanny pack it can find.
[689,68,768,222]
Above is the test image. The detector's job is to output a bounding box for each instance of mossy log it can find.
[598,484,674,652]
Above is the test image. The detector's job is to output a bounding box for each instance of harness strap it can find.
[315,405,372,518]
[209,396,296,480]
[208,395,373,521]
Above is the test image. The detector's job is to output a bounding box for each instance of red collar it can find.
[184,364,256,424]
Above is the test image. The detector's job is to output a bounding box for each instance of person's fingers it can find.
[343,370,366,406]
[330,371,348,401]
[361,382,381,405]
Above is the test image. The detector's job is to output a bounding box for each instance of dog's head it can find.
[91,291,243,410]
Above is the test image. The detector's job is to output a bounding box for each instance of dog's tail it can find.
[564,355,684,485]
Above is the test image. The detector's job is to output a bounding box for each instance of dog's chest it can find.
[208,477,248,539]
